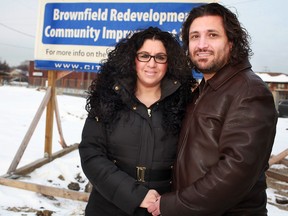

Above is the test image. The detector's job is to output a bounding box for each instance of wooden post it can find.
[44,70,57,157]
[6,88,52,174]
[0,177,89,202]
[53,71,72,149]
[269,148,288,166]
[54,96,67,148]
[4,144,78,177]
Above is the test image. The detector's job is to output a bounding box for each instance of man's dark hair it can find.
[181,3,253,65]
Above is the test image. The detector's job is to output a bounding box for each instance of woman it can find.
[79,27,196,216]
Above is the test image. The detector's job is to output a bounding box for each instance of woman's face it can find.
[135,39,168,89]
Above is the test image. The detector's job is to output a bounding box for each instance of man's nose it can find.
[197,36,209,49]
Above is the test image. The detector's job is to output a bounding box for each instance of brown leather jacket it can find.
[161,59,278,216]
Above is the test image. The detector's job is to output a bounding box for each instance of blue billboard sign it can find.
[34,0,207,72]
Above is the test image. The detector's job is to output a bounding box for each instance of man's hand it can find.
[140,189,160,208]
[147,196,161,216]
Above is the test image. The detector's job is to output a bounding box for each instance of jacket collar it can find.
[205,58,252,91]
[113,76,181,104]
[160,77,181,100]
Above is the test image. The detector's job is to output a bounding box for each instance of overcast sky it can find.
[0,0,287,73]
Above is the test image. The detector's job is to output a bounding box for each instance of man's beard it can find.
[192,58,227,74]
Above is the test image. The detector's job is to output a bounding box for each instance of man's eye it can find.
[190,35,199,40]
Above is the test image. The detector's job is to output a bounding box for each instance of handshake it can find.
[140,189,161,216]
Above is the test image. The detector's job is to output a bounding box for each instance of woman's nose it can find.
[147,57,157,67]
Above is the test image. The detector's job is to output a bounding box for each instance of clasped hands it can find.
[140,189,161,216]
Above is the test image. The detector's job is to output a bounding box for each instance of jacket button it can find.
[114,85,120,91]
[132,106,137,110]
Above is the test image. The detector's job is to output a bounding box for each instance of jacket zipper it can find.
[147,108,152,117]
[177,82,207,160]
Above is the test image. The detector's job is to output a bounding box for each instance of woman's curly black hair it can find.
[85,26,196,134]
[181,3,253,65]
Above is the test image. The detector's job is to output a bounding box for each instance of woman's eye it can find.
[156,55,165,60]
[140,54,150,58]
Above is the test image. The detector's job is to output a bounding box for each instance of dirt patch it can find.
[6,207,54,215]
[267,165,288,211]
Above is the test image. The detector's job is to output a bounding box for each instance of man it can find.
[148,3,278,216]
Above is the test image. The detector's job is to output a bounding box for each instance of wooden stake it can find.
[269,148,288,166]
[4,144,79,176]
[266,169,288,183]
[54,96,67,148]
[0,177,89,202]
[6,87,52,174]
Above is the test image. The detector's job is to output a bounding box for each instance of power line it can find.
[0,42,33,50]
[12,0,37,12]
[0,22,35,38]
[221,0,261,5]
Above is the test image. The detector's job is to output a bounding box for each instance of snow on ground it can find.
[0,85,287,215]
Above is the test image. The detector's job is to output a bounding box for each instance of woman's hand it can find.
[140,189,160,208]
[147,196,161,216]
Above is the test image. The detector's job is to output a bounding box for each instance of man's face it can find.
[188,15,233,79]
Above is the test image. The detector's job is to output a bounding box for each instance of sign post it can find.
[44,70,57,157]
